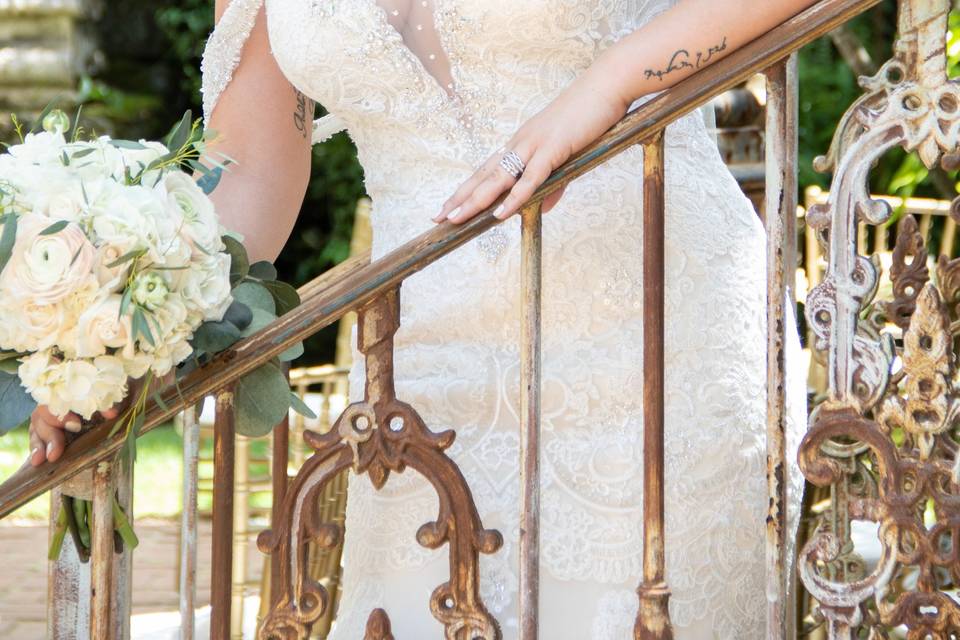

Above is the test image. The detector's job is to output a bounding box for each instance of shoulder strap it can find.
[200,0,265,124]
[200,0,348,145]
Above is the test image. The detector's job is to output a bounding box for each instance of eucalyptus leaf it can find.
[239,308,276,339]
[71,148,96,159]
[40,220,69,235]
[0,358,20,374]
[248,261,278,281]
[234,363,292,437]
[107,248,146,268]
[165,110,193,152]
[232,281,275,315]
[0,214,16,276]
[192,320,242,354]
[222,300,253,331]
[0,371,36,434]
[278,341,304,363]
[222,235,249,285]
[289,392,317,419]
[261,280,301,315]
[197,166,224,195]
[109,140,147,150]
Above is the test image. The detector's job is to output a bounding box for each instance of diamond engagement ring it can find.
[499,149,526,180]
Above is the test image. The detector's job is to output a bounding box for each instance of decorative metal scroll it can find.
[801,0,960,637]
[257,288,503,640]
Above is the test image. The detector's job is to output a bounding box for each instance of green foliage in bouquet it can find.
[0,107,312,560]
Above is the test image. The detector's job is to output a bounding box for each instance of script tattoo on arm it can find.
[293,88,314,139]
[644,36,729,82]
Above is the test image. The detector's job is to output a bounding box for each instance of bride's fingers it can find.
[29,416,66,466]
[435,160,497,222]
[495,155,554,220]
[445,165,516,224]
[36,405,81,433]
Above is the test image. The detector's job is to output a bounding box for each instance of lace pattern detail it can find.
[200,0,263,124]
[203,1,808,637]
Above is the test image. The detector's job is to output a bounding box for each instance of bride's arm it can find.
[205,1,313,263]
[26,1,312,466]
[437,0,819,224]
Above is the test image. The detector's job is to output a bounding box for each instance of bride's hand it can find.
[435,77,628,225]
[26,372,171,467]
[28,405,122,467]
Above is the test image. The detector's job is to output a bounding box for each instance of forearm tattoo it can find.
[293,88,314,139]
[644,36,729,82]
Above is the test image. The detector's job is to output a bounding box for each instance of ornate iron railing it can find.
[11,0,960,638]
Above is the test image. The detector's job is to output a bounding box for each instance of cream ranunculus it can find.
[18,351,127,419]
[74,294,133,358]
[1,213,97,307]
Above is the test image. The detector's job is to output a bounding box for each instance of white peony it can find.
[18,351,128,420]
[7,131,67,166]
[1,213,97,307]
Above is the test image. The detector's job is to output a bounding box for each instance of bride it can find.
[30,0,815,637]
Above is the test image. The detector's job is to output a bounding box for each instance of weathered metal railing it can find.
[800,0,960,637]
[11,0,956,638]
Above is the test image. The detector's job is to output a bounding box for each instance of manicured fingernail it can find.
[433,211,447,222]
[446,206,461,221]
[65,420,81,433]
[30,447,39,460]
[494,204,507,219]
[46,442,54,457]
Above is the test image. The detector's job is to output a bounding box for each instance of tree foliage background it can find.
[59,0,956,361]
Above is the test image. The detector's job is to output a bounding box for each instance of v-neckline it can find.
[366,0,459,101]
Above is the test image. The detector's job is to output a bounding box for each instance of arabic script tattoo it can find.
[644,36,729,82]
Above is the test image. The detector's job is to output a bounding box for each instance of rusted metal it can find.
[270,408,290,611]
[635,133,673,640]
[211,388,237,640]
[180,406,200,639]
[801,0,960,636]
[257,288,503,640]
[232,434,250,639]
[90,459,114,640]
[763,54,798,640]
[0,0,885,521]
[519,202,543,640]
[364,609,395,640]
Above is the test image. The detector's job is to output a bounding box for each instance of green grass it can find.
[0,422,274,521]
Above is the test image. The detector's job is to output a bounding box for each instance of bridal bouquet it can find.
[0,109,310,559]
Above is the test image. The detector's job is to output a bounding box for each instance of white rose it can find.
[7,131,66,166]
[0,297,65,353]
[180,252,233,322]
[158,172,221,255]
[1,213,97,306]
[74,294,133,358]
[18,351,128,420]
[121,141,170,187]
[95,244,131,291]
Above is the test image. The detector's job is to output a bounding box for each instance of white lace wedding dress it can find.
[202,1,807,637]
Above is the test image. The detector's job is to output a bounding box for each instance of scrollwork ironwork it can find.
[801,1,960,637]
[257,288,503,640]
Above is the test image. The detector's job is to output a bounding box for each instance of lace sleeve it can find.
[200,0,347,144]
[200,0,265,125]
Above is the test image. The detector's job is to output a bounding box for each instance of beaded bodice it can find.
[205,0,674,261]
[200,2,807,637]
